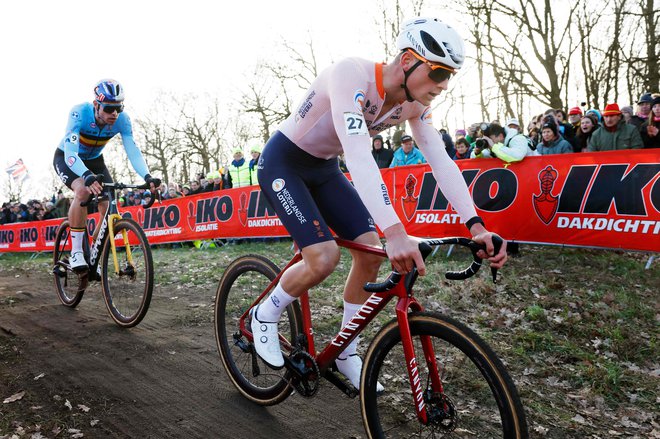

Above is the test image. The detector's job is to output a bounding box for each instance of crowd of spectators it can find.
[118,146,262,207]
[369,92,659,169]
[1,191,71,224]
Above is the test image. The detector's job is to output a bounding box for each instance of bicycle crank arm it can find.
[323,369,358,398]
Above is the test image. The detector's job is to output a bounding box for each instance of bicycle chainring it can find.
[288,350,320,398]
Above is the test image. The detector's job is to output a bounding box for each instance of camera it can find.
[474,138,489,150]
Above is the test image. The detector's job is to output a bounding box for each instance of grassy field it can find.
[1,241,658,438]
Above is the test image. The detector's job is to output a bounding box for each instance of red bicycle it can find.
[214,237,528,438]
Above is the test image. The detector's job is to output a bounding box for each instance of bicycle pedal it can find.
[71,265,89,275]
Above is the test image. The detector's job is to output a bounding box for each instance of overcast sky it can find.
[1,0,472,200]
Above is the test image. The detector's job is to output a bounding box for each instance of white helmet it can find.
[396,17,465,71]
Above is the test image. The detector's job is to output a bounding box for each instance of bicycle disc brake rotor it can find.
[288,351,320,398]
[425,390,458,432]
[119,263,137,280]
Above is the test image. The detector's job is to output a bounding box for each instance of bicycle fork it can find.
[396,298,446,425]
[107,214,133,275]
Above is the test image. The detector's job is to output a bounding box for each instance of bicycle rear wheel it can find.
[101,218,153,328]
[361,312,528,439]
[52,220,85,307]
[214,254,302,406]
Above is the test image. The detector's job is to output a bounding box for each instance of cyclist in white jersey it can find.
[252,17,508,389]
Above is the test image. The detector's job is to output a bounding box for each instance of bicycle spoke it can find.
[102,219,153,327]
[53,221,85,307]
[215,255,301,405]
[362,314,527,438]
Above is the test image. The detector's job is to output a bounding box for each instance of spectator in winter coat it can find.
[588,103,644,151]
[536,120,573,155]
[567,107,583,133]
[573,114,599,152]
[545,108,575,143]
[226,149,252,188]
[389,135,426,167]
[440,130,456,158]
[640,95,660,149]
[371,134,394,168]
[585,109,602,125]
[452,137,472,160]
[477,123,533,162]
[621,106,634,124]
[629,93,653,129]
[249,146,262,185]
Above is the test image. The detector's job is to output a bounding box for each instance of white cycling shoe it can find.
[250,305,284,369]
[336,354,384,392]
[69,251,88,273]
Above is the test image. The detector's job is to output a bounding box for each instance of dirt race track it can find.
[0,269,366,438]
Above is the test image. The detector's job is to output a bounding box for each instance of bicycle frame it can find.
[82,184,140,279]
[239,237,442,424]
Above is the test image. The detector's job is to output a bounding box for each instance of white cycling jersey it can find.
[278,57,478,231]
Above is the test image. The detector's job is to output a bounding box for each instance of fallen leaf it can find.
[90,420,99,427]
[572,414,586,424]
[3,390,25,403]
[78,404,90,412]
[65,399,72,410]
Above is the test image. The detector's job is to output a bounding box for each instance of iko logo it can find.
[533,166,559,224]
[401,174,419,221]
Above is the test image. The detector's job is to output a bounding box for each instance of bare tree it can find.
[461,0,582,112]
[239,36,320,142]
[133,96,181,185]
[621,0,659,99]
[172,94,226,180]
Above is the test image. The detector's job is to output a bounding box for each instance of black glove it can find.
[83,171,98,187]
[144,174,161,188]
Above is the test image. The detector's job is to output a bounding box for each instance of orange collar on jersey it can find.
[375,63,385,99]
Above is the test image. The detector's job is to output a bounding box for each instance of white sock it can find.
[339,300,363,359]
[257,283,296,323]
[70,228,86,254]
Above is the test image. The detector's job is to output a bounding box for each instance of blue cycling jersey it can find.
[56,102,149,178]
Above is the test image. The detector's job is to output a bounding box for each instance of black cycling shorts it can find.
[258,131,376,249]
[53,149,113,189]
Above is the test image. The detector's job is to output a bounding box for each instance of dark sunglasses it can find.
[407,49,454,83]
[101,103,124,114]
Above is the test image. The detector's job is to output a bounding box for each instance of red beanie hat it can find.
[602,103,622,116]
[568,107,583,116]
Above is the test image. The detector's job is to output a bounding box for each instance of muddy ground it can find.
[0,260,365,438]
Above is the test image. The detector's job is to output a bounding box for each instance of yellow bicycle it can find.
[52,180,154,327]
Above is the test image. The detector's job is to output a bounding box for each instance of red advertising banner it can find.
[1,150,658,253]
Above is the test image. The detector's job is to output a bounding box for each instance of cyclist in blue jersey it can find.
[53,79,160,272]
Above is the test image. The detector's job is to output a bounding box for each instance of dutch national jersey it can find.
[278,57,477,231]
[56,102,149,178]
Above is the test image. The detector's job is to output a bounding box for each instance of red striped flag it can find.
[5,158,29,182]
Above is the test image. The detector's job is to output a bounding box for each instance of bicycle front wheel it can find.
[214,254,302,406]
[101,218,153,328]
[52,220,85,307]
[361,312,528,439]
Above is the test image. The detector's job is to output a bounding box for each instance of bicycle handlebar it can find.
[363,236,503,293]
[80,174,160,208]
